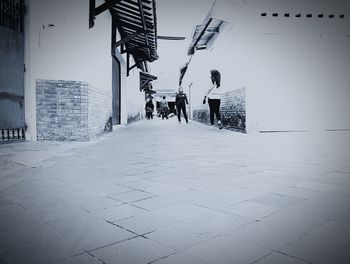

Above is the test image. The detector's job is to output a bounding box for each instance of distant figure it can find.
[145,99,154,119]
[203,69,223,129]
[159,96,169,120]
[175,87,188,124]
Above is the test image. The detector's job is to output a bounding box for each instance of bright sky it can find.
[150,0,215,91]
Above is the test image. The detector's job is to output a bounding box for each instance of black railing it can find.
[1,128,25,142]
[0,0,24,33]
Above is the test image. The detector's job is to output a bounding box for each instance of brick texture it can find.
[193,88,246,132]
[36,79,112,141]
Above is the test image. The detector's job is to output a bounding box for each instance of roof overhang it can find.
[187,2,226,56]
[187,18,224,56]
[111,0,158,62]
[140,71,157,91]
[179,62,189,86]
[89,0,158,74]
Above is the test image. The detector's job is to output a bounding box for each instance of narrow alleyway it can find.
[1,118,350,264]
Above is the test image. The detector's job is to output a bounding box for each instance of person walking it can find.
[203,69,223,129]
[175,86,189,124]
[159,96,169,120]
[145,99,154,119]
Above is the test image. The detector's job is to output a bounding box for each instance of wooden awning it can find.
[179,62,189,86]
[140,72,157,91]
[89,0,158,74]
[111,0,158,62]
[187,2,224,56]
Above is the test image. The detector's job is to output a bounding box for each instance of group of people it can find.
[145,69,223,129]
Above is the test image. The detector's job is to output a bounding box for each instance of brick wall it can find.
[193,88,246,132]
[36,79,112,141]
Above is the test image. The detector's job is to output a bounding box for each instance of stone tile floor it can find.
[0,118,350,264]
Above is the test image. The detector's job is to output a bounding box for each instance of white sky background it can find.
[150,0,215,91]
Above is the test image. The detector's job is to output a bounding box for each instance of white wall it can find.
[24,0,112,140]
[182,0,350,132]
[126,64,145,123]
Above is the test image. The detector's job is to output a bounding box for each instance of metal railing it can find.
[1,128,25,142]
[0,0,24,33]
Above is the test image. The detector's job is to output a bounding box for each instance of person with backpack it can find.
[203,69,223,129]
[159,96,169,120]
[145,99,154,119]
[175,86,189,124]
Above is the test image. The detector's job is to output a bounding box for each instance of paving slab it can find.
[91,236,175,264]
[2,237,84,264]
[0,118,350,264]
[227,221,304,251]
[254,252,310,264]
[152,252,204,264]
[183,235,271,264]
[280,233,350,264]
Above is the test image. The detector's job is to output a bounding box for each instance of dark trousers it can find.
[208,99,221,125]
[161,109,168,119]
[177,104,188,122]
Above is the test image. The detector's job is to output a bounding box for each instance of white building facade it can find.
[23,0,153,141]
[182,0,350,133]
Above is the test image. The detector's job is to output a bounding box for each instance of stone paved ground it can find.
[1,117,350,264]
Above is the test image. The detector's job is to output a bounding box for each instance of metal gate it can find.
[0,0,25,142]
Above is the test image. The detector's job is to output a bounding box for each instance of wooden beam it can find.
[90,0,121,28]
[118,20,144,32]
[111,14,117,55]
[113,6,153,20]
[89,0,96,28]
[118,16,154,30]
[95,0,121,16]
[127,52,130,76]
[190,18,213,54]
[206,27,219,33]
[113,5,152,16]
[120,0,152,10]
[112,31,147,50]
[157,35,186,40]
[117,16,144,28]
[129,61,140,72]
[138,0,151,59]
[121,44,126,54]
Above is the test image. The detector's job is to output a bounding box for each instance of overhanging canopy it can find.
[111,0,158,63]
[140,72,157,91]
[187,2,224,56]
[89,0,158,74]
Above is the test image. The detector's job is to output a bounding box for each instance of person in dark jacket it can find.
[145,99,154,119]
[175,86,189,123]
[159,96,169,119]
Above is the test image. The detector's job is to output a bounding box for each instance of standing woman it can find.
[175,86,189,124]
[203,69,223,129]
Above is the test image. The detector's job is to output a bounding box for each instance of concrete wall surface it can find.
[126,66,145,124]
[182,0,350,132]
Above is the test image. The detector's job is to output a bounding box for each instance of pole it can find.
[188,82,193,120]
